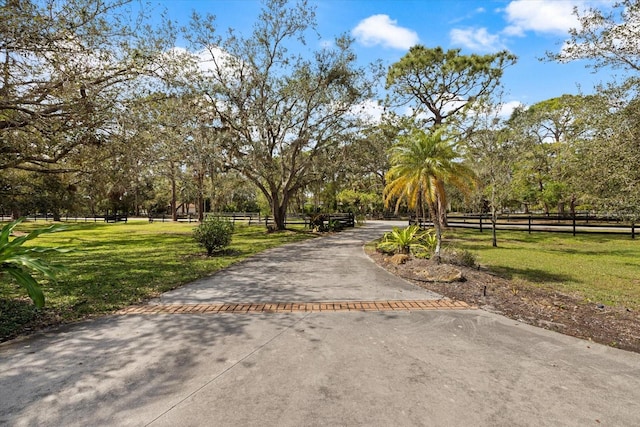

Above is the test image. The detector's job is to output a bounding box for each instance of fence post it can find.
[528,215,532,234]
[479,214,483,233]
[572,213,576,237]
[632,222,636,239]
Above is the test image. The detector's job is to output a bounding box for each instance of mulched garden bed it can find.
[367,250,640,354]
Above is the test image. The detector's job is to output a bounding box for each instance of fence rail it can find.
[410,213,637,238]
[0,213,129,223]
[206,212,261,224]
[263,212,355,229]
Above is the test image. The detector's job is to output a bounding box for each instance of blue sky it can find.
[152,0,614,113]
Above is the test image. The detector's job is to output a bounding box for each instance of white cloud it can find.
[349,99,385,124]
[450,27,506,52]
[503,0,580,36]
[194,46,239,75]
[352,14,419,50]
[498,100,524,118]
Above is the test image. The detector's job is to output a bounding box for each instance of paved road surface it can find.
[1,221,639,426]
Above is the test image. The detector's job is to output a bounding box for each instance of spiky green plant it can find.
[0,218,70,308]
[377,225,435,255]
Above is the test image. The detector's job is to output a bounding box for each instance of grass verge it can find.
[1,221,314,341]
[445,228,640,310]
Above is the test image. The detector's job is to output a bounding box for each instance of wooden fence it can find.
[410,213,637,238]
[205,212,262,224]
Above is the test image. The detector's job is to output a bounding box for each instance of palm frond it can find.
[0,218,70,307]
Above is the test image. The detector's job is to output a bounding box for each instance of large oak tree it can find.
[184,0,376,230]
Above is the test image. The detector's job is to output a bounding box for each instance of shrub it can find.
[0,218,69,307]
[327,219,344,232]
[440,247,477,267]
[193,217,235,256]
[377,225,435,256]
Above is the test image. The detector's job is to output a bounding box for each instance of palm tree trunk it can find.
[429,203,442,263]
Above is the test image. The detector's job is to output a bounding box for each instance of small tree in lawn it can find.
[193,217,234,256]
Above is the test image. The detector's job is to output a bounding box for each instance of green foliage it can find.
[185,0,376,231]
[308,214,345,232]
[547,0,640,74]
[440,247,477,267]
[327,219,341,232]
[336,189,381,216]
[377,225,435,255]
[386,45,516,127]
[193,217,235,256]
[449,229,640,310]
[0,222,314,341]
[384,127,476,256]
[308,214,327,232]
[0,219,69,308]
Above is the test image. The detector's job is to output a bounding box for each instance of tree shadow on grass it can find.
[545,247,640,259]
[0,298,41,342]
[488,265,577,285]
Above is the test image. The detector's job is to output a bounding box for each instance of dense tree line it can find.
[2,0,639,230]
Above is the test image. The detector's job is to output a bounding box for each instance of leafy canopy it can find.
[386,46,516,126]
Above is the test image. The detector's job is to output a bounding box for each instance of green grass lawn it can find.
[446,229,640,309]
[0,221,314,341]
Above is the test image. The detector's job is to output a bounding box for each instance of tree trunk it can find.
[570,195,576,217]
[11,207,21,220]
[438,194,448,228]
[491,206,498,248]
[170,161,178,222]
[491,186,498,247]
[272,201,287,230]
[429,203,442,264]
[197,173,205,222]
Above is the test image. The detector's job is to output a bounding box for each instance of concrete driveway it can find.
[1,221,639,426]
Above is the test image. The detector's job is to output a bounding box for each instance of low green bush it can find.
[193,217,235,255]
[377,225,435,256]
[440,247,477,267]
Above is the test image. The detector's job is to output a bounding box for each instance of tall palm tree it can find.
[384,127,475,260]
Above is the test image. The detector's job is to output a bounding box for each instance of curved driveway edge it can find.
[1,221,639,426]
[153,220,441,304]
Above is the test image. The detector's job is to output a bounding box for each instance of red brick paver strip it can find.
[116,300,475,315]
